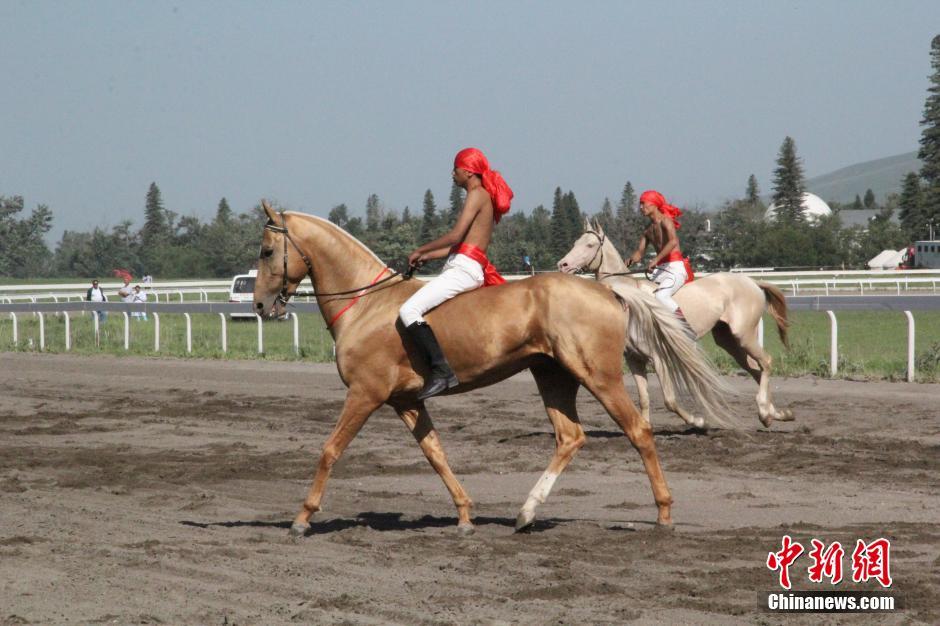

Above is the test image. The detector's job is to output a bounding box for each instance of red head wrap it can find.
[639,189,683,230]
[454,147,513,223]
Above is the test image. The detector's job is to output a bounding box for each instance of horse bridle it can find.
[582,228,652,281]
[262,212,407,307]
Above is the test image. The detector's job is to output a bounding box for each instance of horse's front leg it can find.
[290,388,383,537]
[394,403,475,535]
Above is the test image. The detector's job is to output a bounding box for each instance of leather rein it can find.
[263,213,408,309]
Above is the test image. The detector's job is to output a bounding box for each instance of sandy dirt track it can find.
[0,353,938,625]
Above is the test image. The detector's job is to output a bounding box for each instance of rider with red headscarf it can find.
[399,147,514,400]
[628,190,695,335]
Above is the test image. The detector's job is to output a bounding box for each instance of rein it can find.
[264,214,408,309]
[580,229,650,281]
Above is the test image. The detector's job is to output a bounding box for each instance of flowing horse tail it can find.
[757,282,790,349]
[610,285,735,428]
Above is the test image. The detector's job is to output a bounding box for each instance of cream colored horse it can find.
[558,219,793,428]
[253,202,731,537]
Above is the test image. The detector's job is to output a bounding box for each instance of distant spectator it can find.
[118,276,133,304]
[85,279,107,323]
[522,251,533,275]
[131,285,148,321]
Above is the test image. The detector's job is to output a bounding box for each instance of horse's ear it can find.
[594,219,605,235]
[261,199,278,222]
[583,216,591,232]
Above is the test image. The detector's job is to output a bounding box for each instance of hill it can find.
[804,151,921,204]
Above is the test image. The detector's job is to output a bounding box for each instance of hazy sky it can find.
[3,1,939,242]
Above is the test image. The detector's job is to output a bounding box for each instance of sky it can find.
[2,1,939,243]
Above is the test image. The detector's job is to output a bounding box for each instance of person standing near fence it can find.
[131,285,148,320]
[85,279,107,323]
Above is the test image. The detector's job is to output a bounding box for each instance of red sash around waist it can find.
[451,243,505,286]
[658,249,695,282]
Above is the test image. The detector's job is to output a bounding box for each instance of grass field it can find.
[2,310,940,382]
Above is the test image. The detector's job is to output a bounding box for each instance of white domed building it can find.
[764,192,832,223]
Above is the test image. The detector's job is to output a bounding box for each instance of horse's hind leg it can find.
[625,353,651,423]
[712,322,792,428]
[291,388,383,537]
[648,353,705,429]
[516,362,586,532]
[394,403,475,535]
[583,373,673,526]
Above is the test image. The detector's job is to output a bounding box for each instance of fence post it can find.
[123,311,130,350]
[290,312,300,354]
[38,313,45,351]
[859,281,864,295]
[154,313,160,352]
[757,317,764,347]
[64,312,71,351]
[256,314,264,354]
[826,310,838,377]
[9,312,17,345]
[904,311,915,383]
[200,289,208,302]
[896,281,900,296]
[94,311,100,348]
[219,313,227,353]
[184,313,192,353]
[178,290,184,303]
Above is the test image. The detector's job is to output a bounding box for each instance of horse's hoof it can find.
[654,520,676,533]
[759,414,773,428]
[515,509,536,533]
[457,522,475,537]
[288,522,309,538]
[777,409,795,422]
[692,416,706,429]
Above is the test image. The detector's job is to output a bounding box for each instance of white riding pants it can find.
[650,260,688,313]
[399,253,484,326]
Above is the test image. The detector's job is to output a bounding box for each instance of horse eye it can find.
[261,248,274,258]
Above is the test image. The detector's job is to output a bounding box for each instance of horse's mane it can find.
[285,212,387,267]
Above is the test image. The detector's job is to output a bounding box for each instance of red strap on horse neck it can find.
[452,243,505,286]
[326,267,391,328]
[453,148,513,223]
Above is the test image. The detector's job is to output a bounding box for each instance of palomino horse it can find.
[253,201,730,536]
[558,219,793,428]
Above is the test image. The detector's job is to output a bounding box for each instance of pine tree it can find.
[853,194,864,211]
[746,174,761,206]
[918,34,940,229]
[563,191,582,241]
[550,187,570,258]
[771,137,805,224]
[142,182,168,248]
[365,194,381,232]
[863,188,877,209]
[596,197,615,233]
[216,197,232,223]
[448,182,464,221]
[420,189,437,241]
[898,172,925,239]
[615,181,642,254]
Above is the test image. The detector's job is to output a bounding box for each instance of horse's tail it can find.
[610,285,735,428]
[757,282,790,349]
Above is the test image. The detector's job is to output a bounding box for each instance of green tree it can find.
[0,195,54,278]
[745,174,762,207]
[863,188,877,209]
[852,194,864,211]
[140,182,170,275]
[594,197,615,234]
[365,194,382,232]
[328,203,349,229]
[771,136,805,224]
[615,181,643,256]
[447,182,464,222]
[918,34,940,229]
[898,172,925,239]
[420,189,438,242]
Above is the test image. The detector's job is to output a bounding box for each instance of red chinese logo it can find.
[851,538,892,588]
[767,535,805,590]
[807,539,845,584]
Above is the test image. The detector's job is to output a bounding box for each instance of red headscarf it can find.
[454,147,513,223]
[639,190,683,230]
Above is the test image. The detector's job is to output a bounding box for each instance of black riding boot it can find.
[405,322,460,400]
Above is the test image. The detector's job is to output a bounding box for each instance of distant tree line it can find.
[3,36,940,280]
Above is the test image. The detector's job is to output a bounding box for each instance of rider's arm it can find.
[628,234,648,265]
[409,188,486,264]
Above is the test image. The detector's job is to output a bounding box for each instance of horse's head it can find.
[253,200,311,319]
[557,218,606,274]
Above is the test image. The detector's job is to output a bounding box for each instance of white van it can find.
[228,269,257,318]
